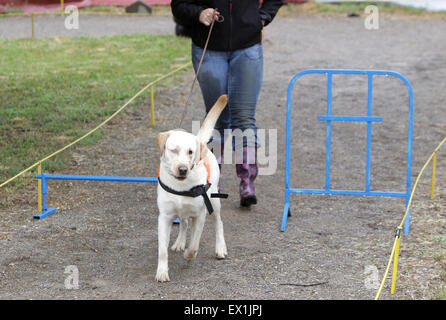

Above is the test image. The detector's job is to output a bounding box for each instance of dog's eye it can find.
[188,150,193,155]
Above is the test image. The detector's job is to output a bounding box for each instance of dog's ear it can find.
[156,131,171,156]
[195,140,209,163]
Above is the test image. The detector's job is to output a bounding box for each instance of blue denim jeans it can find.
[192,42,263,150]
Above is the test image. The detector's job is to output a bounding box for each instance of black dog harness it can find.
[158,179,228,215]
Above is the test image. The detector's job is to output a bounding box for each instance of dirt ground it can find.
[1,13,446,300]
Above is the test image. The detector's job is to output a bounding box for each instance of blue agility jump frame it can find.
[34,173,158,219]
[281,69,413,235]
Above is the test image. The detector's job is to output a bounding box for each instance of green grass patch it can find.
[79,5,172,16]
[281,1,446,16]
[434,252,446,262]
[0,34,190,189]
[433,235,446,243]
[315,1,427,14]
[434,286,446,300]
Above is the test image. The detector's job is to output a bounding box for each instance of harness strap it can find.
[158,178,215,214]
[157,157,227,215]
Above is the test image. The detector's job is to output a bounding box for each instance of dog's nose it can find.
[178,166,188,177]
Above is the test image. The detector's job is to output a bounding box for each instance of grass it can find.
[433,235,446,243]
[0,34,190,200]
[0,4,172,17]
[316,1,427,14]
[433,236,446,299]
[79,5,172,16]
[434,286,446,300]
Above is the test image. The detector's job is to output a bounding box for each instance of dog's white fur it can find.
[155,95,228,282]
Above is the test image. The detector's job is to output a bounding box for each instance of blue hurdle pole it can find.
[33,173,181,223]
[35,174,158,183]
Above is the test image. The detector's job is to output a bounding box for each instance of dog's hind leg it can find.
[184,214,205,264]
[212,199,227,259]
[156,214,175,282]
[171,218,188,252]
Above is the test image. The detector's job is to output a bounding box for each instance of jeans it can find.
[192,42,263,150]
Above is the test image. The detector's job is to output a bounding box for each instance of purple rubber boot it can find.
[235,147,258,207]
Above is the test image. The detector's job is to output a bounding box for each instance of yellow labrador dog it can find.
[155,95,228,282]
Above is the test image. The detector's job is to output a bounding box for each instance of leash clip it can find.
[213,8,224,23]
[214,14,224,23]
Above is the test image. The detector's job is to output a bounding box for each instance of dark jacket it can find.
[171,0,285,51]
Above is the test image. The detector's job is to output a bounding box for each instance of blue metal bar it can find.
[404,81,414,236]
[288,188,407,198]
[35,174,158,183]
[404,198,411,236]
[41,174,47,210]
[317,115,382,122]
[281,65,295,232]
[280,202,290,232]
[325,72,332,191]
[366,74,373,192]
[34,208,57,219]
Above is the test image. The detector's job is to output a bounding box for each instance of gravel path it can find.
[1,13,445,300]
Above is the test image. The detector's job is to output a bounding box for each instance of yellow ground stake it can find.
[150,85,155,126]
[37,162,42,213]
[391,230,402,294]
[31,13,35,39]
[431,152,437,200]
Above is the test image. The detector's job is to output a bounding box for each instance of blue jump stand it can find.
[33,173,57,219]
[281,69,413,235]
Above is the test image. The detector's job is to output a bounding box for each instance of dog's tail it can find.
[196,94,228,144]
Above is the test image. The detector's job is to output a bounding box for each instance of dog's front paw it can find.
[155,268,170,282]
[184,248,197,264]
[171,239,186,252]
[215,243,228,260]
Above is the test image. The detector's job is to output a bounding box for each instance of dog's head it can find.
[156,130,209,181]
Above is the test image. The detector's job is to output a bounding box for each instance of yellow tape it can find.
[0,62,191,189]
[150,85,155,126]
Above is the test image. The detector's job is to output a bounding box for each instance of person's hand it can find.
[199,8,220,26]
